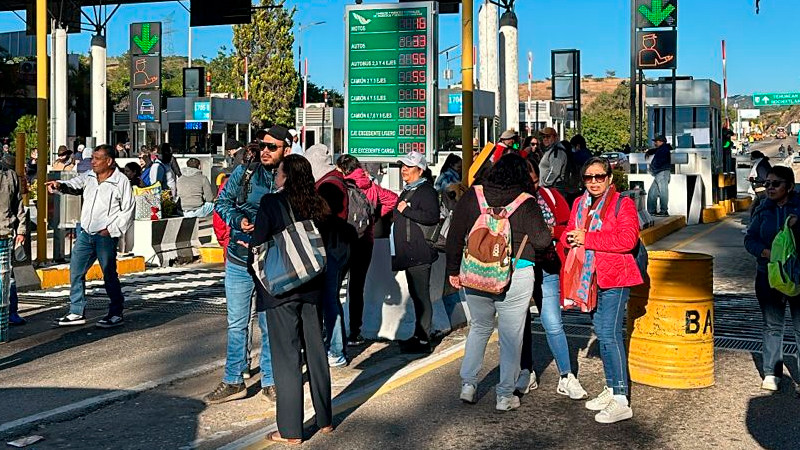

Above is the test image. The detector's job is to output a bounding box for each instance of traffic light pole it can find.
[461,0,474,182]
[36,0,48,263]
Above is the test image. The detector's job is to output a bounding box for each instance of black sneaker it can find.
[96,315,124,328]
[56,313,86,326]
[347,335,366,346]
[400,338,432,354]
[203,382,247,405]
[262,385,277,403]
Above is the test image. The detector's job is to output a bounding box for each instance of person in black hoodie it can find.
[252,154,334,444]
[393,151,440,353]
[445,153,551,411]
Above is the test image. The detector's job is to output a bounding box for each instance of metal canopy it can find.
[0,0,169,13]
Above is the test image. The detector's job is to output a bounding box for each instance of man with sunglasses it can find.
[645,135,672,217]
[205,125,293,406]
[538,127,570,189]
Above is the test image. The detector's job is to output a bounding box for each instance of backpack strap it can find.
[505,192,533,216]
[513,234,529,266]
[473,185,489,213]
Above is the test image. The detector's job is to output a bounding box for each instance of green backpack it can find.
[768,217,800,296]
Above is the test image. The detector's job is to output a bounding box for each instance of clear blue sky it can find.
[1,0,796,95]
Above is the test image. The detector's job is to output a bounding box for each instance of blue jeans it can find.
[647,170,670,215]
[460,267,535,397]
[755,270,800,377]
[223,261,273,386]
[69,231,124,316]
[592,287,630,396]
[321,252,348,359]
[540,272,572,376]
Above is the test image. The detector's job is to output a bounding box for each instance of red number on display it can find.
[411,35,426,48]
[416,18,426,30]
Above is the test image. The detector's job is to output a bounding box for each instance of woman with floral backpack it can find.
[445,154,551,411]
[561,157,642,424]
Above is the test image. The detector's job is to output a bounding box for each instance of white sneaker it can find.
[496,394,521,411]
[761,375,779,391]
[460,383,477,404]
[595,398,633,424]
[585,386,614,411]
[514,369,538,394]
[557,373,588,400]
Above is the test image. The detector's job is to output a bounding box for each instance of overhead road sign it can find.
[636,30,676,70]
[130,22,161,55]
[752,92,800,107]
[190,0,251,26]
[345,2,437,162]
[636,0,677,28]
[132,91,160,123]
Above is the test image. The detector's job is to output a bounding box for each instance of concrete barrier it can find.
[36,256,145,289]
[131,217,201,267]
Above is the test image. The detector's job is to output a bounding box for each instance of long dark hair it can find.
[336,154,361,175]
[441,153,462,174]
[487,153,536,193]
[280,154,329,222]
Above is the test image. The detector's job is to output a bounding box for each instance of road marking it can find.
[0,358,228,434]
[671,217,733,251]
[220,333,499,450]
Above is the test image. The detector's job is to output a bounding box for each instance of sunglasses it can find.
[262,143,283,152]
[763,180,786,188]
[583,173,609,183]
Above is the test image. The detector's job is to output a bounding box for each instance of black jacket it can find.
[392,180,440,271]
[251,192,327,310]
[445,182,552,278]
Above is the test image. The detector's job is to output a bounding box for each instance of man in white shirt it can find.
[289,129,304,157]
[45,144,135,328]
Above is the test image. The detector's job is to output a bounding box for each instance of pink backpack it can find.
[459,186,532,294]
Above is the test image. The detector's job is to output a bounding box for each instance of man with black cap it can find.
[206,125,292,405]
[645,135,672,216]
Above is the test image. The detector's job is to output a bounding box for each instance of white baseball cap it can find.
[288,129,298,138]
[397,151,427,170]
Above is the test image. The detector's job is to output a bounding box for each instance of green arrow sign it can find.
[133,23,160,54]
[637,0,677,27]
[753,92,800,107]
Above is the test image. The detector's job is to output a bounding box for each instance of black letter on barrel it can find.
[703,309,713,334]
[685,310,700,334]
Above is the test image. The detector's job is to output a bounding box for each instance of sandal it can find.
[266,431,302,445]
[320,425,335,434]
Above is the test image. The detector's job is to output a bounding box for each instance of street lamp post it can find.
[297,21,326,148]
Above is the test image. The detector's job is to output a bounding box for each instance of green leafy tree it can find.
[206,46,240,95]
[10,115,47,156]
[580,108,631,154]
[232,0,298,127]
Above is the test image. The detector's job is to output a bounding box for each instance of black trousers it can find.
[347,236,374,339]
[405,263,432,342]
[266,300,332,439]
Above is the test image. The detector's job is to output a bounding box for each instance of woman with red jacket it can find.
[337,155,398,345]
[517,162,587,401]
[561,157,642,424]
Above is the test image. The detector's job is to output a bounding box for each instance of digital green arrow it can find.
[133,23,159,54]
[639,0,675,27]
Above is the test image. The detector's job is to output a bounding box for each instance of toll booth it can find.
[629,78,727,224]
[437,88,495,150]
[294,103,345,153]
[164,97,251,155]
[518,100,569,138]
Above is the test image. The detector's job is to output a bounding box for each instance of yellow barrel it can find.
[628,251,714,389]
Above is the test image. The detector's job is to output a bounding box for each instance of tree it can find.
[293,79,343,109]
[206,46,240,95]
[580,108,631,154]
[10,115,47,156]
[232,0,298,127]
[605,69,616,78]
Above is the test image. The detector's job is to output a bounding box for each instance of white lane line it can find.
[0,358,228,434]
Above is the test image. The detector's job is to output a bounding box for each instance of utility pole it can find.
[36,0,48,263]
[461,0,474,181]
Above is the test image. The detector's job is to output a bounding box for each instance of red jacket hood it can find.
[345,168,372,190]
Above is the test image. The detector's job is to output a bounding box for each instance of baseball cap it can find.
[540,127,557,137]
[653,135,667,142]
[499,129,518,140]
[225,138,241,150]
[397,151,427,170]
[288,129,298,138]
[265,125,293,147]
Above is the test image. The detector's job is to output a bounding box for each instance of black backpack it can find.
[343,178,374,239]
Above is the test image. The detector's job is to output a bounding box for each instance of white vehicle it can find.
[790,123,800,136]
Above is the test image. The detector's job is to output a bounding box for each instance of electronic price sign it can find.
[345,2,436,162]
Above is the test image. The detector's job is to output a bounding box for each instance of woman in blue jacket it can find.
[744,165,800,391]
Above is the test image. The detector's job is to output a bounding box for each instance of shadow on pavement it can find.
[0,387,204,449]
[746,389,800,450]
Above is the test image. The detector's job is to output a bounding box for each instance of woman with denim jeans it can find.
[561,157,643,424]
[744,165,800,392]
[445,154,551,411]
[517,162,587,400]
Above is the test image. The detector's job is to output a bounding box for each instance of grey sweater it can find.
[177,167,215,211]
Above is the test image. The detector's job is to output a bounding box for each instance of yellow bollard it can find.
[628,251,714,389]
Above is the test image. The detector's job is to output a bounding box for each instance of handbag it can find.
[251,200,327,296]
[133,183,162,221]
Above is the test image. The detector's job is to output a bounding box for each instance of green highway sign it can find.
[636,0,677,28]
[345,2,436,162]
[130,22,161,56]
[752,92,800,107]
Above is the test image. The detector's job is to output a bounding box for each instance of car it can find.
[139,99,155,115]
[792,156,800,165]
[601,152,631,172]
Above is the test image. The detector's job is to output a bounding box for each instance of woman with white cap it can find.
[288,129,304,157]
[392,151,440,354]
[76,144,93,173]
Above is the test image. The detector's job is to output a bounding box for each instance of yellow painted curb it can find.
[701,204,726,223]
[640,216,686,246]
[199,246,225,264]
[734,197,752,211]
[36,256,145,289]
